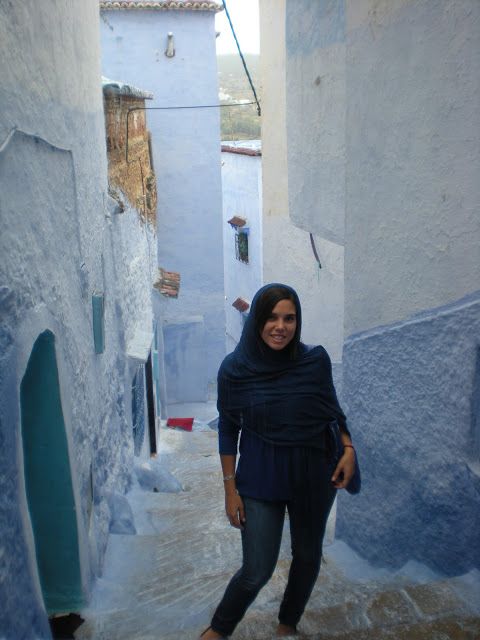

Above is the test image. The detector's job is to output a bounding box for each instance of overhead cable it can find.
[221,0,261,116]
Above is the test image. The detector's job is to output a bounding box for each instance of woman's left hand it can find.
[331,448,356,489]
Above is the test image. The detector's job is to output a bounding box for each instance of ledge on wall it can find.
[232,297,250,313]
[127,327,153,363]
[228,216,247,229]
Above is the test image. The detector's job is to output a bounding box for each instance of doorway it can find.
[20,330,83,613]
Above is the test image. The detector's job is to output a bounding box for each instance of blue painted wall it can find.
[100,8,225,404]
[280,0,480,577]
[337,292,480,575]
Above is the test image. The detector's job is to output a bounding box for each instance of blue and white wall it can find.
[260,0,344,374]
[337,0,480,576]
[262,0,480,575]
[221,142,263,352]
[0,2,156,636]
[100,5,225,404]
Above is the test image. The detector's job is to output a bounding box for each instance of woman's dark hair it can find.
[254,285,301,357]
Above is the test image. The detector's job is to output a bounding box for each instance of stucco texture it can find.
[0,2,156,636]
[100,9,225,403]
[260,0,345,362]
[344,0,480,335]
[337,292,480,576]
[221,145,263,348]
[286,0,346,245]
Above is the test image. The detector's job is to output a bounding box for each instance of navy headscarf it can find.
[217,283,347,448]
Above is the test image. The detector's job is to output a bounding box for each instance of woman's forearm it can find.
[220,454,237,494]
[339,426,353,447]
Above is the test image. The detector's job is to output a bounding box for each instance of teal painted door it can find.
[20,331,84,613]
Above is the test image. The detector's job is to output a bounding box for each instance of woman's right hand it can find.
[225,491,246,529]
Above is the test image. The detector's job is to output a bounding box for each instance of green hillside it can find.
[217,54,261,141]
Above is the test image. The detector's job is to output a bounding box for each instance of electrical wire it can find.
[309,233,322,269]
[221,0,261,116]
[125,103,256,163]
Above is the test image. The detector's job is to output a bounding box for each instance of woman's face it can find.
[260,298,297,351]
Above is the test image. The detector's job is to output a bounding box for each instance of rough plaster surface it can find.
[262,0,479,584]
[336,292,480,576]
[263,216,345,363]
[260,0,344,363]
[100,9,225,401]
[0,2,156,636]
[221,145,263,348]
[286,0,346,245]
[344,0,480,334]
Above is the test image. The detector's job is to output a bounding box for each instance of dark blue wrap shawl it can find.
[217,283,348,448]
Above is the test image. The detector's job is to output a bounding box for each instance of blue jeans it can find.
[210,462,336,636]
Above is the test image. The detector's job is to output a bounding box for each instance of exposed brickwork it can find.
[103,89,157,224]
[153,268,181,297]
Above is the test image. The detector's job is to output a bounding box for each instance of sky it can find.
[215,0,260,56]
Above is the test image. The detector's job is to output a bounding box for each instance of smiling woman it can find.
[199,283,358,639]
[260,299,297,350]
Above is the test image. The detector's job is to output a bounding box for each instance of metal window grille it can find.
[235,231,249,263]
[131,366,145,456]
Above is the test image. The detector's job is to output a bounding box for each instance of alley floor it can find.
[77,404,480,640]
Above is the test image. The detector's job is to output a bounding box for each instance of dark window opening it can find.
[235,231,249,263]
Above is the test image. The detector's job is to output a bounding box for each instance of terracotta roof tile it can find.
[228,216,247,228]
[100,1,222,11]
[102,76,153,100]
[221,144,261,157]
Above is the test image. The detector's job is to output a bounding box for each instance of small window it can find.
[235,230,249,264]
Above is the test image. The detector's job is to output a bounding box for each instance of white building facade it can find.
[0,2,157,636]
[221,141,263,352]
[100,0,226,405]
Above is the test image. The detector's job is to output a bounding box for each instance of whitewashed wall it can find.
[100,7,225,404]
[274,0,480,576]
[260,0,344,365]
[0,2,155,636]
[221,143,263,353]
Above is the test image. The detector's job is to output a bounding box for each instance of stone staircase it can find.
[77,426,480,640]
[229,578,480,640]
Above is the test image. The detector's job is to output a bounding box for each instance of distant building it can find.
[221,140,263,352]
[0,2,157,636]
[259,0,480,575]
[100,0,226,405]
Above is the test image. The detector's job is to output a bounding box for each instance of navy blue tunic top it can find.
[219,413,333,501]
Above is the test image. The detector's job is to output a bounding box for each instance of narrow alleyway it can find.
[77,406,480,640]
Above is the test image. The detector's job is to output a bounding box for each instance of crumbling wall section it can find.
[103,90,157,224]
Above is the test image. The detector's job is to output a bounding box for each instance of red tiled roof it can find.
[228,216,247,228]
[100,1,222,11]
[221,144,261,157]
